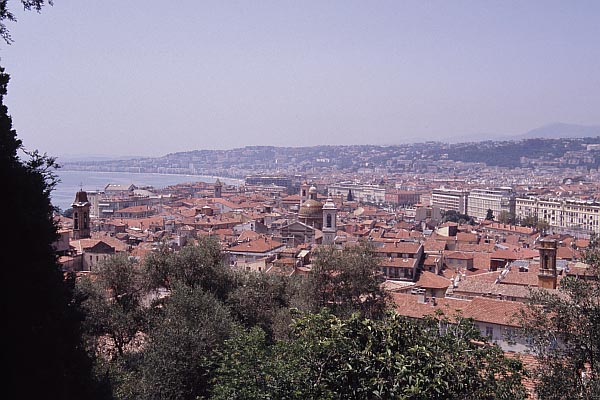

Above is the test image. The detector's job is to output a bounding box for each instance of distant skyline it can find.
[2,1,599,157]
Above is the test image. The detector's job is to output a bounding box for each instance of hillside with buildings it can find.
[62,137,600,180]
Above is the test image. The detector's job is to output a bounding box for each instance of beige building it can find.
[327,182,386,204]
[467,187,515,221]
[431,189,468,214]
[516,196,600,235]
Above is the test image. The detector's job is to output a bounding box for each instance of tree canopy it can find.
[520,239,600,398]
[213,310,528,400]
[1,58,97,400]
[0,1,52,43]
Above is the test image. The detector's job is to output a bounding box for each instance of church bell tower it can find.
[538,238,558,289]
[72,190,91,239]
[214,179,223,198]
[322,197,337,245]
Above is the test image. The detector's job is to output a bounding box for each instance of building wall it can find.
[83,252,114,272]
[467,188,515,221]
[516,196,600,235]
[431,189,468,214]
[328,182,386,203]
[475,322,529,353]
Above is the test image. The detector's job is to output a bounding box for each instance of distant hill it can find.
[57,154,143,163]
[512,122,600,140]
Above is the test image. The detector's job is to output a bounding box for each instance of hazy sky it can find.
[1,1,599,157]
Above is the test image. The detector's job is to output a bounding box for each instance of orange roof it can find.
[415,271,452,289]
[391,293,525,327]
[444,251,474,260]
[228,237,285,254]
[375,242,422,254]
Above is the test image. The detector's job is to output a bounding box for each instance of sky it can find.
[1,0,599,157]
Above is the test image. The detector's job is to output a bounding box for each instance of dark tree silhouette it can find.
[0,5,97,393]
[0,1,52,43]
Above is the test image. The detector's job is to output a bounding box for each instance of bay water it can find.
[52,170,242,212]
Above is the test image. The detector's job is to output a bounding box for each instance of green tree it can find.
[144,237,232,299]
[498,210,515,224]
[520,215,538,228]
[0,15,97,394]
[347,189,354,201]
[309,241,387,318]
[139,284,234,400]
[520,244,600,399]
[485,208,495,221]
[212,310,528,400]
[442,209,474,225]
[77,254,147,358]
[519,215,550,233]
[226,271,294,339]
[211,326,307,400]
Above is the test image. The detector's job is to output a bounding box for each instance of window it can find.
[326,213,332,228]
[485,326,494,338]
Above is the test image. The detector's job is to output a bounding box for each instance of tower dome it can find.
[298,191,323,230]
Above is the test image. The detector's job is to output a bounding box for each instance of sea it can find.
[52,170,242,212]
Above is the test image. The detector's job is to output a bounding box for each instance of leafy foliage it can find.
[442,209,474,225]
[520,240,600,399]
[0,1,52,43]
[309,242,388,319]
[81,232,529,400]
[139,285,234,400]
[212,310,528,400]
[144,237,231,299]
[77,254,147,358]
[226,271,296,339]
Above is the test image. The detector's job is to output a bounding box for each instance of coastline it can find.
[53,170,243,211]
[58,168,244,184]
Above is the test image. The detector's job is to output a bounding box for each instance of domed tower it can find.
[214,179,223,198]
[298,186,323,230]
[72,190,91,239]
[322,197,337,245]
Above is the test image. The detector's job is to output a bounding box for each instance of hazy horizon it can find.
[2,1,599,157]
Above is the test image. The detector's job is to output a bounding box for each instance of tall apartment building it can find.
[515,196,600,235]
[467,187,515,221]
[431,189,468,214]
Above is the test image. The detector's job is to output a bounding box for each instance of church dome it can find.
[299,198,323,218]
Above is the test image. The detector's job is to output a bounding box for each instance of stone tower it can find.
[322,197,338,245]
[299,182,310,205]
[538,238,558,289]
[214,179,223,198]
[72,190,91,239]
